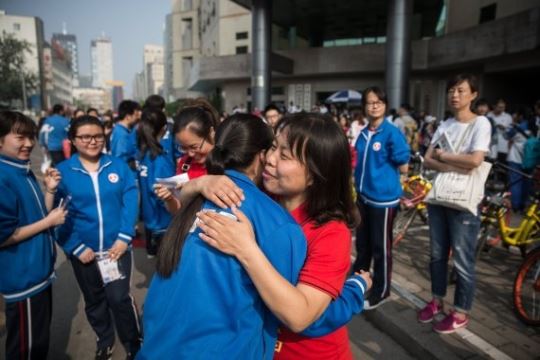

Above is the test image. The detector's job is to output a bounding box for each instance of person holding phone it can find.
[0,111,67,359]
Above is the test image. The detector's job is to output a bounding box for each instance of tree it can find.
[0,31,38,108]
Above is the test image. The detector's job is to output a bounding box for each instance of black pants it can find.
[70,252,141,354]
[353,200,397,300]
[5,286,52,360]
[49,150,66,166]
[144,228,165,256]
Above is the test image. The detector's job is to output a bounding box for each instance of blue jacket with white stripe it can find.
[354,120,410,208]
[56,154,138,256]
[0,155,56,302]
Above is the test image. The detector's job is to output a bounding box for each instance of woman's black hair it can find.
[157,113,274,278]
[446,73,479,93]
[137,109,167,160]
[361,86,388,111]
[274,113,360,229]
[0,111,37,139]
[68,115,104,154]
[172,98,219,144]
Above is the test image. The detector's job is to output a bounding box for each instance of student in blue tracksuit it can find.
[136,109,175,257]
[110,100,141,170]
[40,104,70,165]
[0,111,67,360]
[352,86,410,310]
[138,114,370,360]
[55,116,142,360]
[143,94,183,164]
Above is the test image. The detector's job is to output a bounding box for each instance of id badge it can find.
[96,253,124,284]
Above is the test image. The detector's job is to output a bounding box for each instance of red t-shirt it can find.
[274,204,353,360]
[176,155,207,179]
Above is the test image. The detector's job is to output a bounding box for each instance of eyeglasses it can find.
[74,134,105,144]
[365,101,385,108]
[180,137,206,153]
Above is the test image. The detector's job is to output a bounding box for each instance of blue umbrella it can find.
[325,90,362,103]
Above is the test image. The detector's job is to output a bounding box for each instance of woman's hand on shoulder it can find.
[197,206,256,258]
[194,175,245,208]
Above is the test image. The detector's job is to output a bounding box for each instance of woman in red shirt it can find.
[198,113,371,359]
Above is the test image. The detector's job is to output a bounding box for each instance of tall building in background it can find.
[106,80,124,110]
[163,13,173,101]
[48,39,73,106]
[52,25,79,87]
[143,44,164,97]
[91,36,113,88]
[0,10,46,110]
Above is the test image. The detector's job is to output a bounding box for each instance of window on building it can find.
[479,3,497,24]
[13,23,21,31]
[236,46,248,54]
[271,87,285,95]
[236,32,248,40]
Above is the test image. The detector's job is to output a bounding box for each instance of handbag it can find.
[425,120,492,215]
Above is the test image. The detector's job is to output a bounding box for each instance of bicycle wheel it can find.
[513,247,540,326]
[393,208,417,246]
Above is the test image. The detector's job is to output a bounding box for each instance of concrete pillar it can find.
[385,0,413,110]
[251,0,271,111]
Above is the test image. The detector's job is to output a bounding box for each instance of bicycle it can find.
[513,245,540,326]
[474,164,540,259]
[393,153,433,246]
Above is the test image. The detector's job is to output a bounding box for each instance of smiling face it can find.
[262,129,311,209]
[0,132,35,161]
[176,127,214,164]
[72,124,105,160]
[364,91,387,121]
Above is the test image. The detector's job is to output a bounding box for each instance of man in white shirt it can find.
[488,99,513,164]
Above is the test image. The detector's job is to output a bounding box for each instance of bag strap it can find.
[454,119,477,154]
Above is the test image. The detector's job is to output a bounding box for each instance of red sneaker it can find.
[418,300,442,323]
[433,311,469,334]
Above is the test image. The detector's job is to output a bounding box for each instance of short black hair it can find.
[117,100,141,120]
[446,74,479,93]
[264,103,281,115]
[52,104,64,114]
[0,110,38,139]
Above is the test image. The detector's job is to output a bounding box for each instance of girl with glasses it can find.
[55,116,142,359]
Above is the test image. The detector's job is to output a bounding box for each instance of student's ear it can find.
[209,126,215,140]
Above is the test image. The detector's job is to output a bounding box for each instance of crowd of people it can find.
[1,76,539,359]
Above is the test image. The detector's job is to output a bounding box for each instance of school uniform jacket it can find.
[56,154,138,256]
[354,120,410,207]
[137,150,175,231]
[0,155,56,302]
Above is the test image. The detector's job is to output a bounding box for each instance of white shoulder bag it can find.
[425,120,492,215]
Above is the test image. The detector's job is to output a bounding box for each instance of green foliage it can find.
[165,99,185,117]
[0,31,38,107]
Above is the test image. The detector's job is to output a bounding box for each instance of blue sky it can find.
[1,0,169,97]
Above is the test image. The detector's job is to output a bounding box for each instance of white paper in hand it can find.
[155,173,190,189]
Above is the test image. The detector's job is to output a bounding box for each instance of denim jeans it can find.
[427,204,481,312]
[508,161,532,211]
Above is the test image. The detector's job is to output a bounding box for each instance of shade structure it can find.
[325,90,362,103]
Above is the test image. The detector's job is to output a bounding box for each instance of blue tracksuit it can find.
[139,170,307,359]
[137,150,175,231]
[354,120,410,207]
[0,155,56,302]
[55,154,138,256]
[40,114,70,151]
[110,123,137,164]
[138,170,369,359]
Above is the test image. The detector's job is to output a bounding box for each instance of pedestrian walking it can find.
[40,104,70,166]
